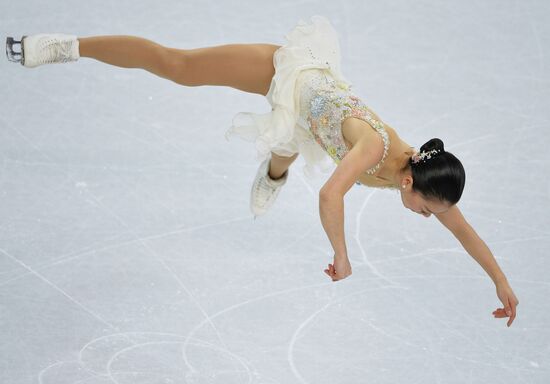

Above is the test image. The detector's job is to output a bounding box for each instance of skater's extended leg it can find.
[175,43,280,95]
[78,36,280,95]
[78,36,177,82]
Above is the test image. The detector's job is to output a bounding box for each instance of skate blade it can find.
[6,36,25,64]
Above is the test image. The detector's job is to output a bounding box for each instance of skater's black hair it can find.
[405,138,465,205]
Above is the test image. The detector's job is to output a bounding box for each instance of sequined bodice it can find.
[295,69,390,181]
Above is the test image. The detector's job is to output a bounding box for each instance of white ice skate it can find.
[250,155,289,218]
[6,34,79,68]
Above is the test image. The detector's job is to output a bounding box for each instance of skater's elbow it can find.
[319,188,343,201]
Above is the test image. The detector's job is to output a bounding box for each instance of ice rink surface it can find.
[1,0,549,383]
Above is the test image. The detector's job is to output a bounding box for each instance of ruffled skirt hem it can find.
[224,15,351,179]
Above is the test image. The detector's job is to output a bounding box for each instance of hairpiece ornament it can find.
[411,149,442,164]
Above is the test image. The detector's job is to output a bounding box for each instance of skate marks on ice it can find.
[37,332,251,384]
[34,283,319,384]
[35,279,407,384]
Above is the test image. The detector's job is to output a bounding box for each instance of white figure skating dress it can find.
[225,15,390,183]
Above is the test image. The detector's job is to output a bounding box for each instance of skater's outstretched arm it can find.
[78,36,280,95]
[434,205,519,327]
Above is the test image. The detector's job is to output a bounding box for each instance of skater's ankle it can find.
[268,170,287,180]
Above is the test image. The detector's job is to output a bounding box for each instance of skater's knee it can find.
[162,47,194,86]
[272,151,299,160]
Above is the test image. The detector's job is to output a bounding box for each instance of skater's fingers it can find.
[493,308,509,318]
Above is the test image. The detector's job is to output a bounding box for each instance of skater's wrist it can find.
[334,251,348,260]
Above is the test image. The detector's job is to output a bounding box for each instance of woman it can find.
[6,15,519,326]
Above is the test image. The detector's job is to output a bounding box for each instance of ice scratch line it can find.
[286,285,408,384]
[0,248,113,328]
[0,215,252,288]
[355,189,405,287]
[287,301,332,384]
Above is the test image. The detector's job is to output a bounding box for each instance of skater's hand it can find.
[493,279,519,327]
[324,253,352,282]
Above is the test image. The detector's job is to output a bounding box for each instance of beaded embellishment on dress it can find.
[226,16,391,184]
[296,69,390,182]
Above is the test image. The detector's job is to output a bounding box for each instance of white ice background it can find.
[1,1,549,383]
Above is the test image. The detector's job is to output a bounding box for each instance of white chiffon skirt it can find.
[224,15,352,179]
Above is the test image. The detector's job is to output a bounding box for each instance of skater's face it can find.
[399,178,450,218]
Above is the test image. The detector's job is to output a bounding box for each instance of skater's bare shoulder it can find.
[320,131,384,196]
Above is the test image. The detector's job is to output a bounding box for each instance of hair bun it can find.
[420,138,445,153]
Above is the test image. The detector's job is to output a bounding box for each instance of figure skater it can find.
[6,15,519,326]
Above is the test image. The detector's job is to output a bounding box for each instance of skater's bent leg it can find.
[269,152,298,180]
